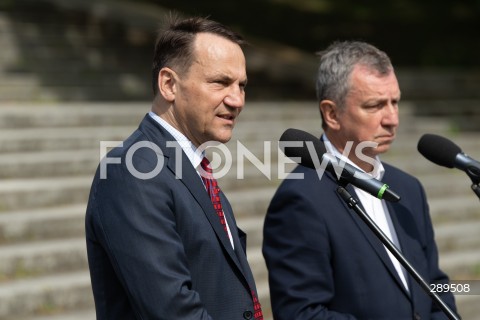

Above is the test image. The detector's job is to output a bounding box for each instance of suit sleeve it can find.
[88,160,213,320]
[262,178,357,320]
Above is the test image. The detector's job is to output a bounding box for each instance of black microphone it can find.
[417,133,480,184]
[279,128,401,202]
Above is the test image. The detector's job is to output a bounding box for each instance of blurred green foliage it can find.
[140,0,480,67]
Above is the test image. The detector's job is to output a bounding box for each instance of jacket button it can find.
[243,310,253,319]
[413,312,421,320]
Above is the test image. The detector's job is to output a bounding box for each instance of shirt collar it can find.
[321,134,385,180]
[148,111,203,169]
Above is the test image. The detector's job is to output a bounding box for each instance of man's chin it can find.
[362,144,390,157]
[375,144,392,155]
[208,134,232,145]
[216,129,234,143]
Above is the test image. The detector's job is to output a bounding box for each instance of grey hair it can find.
[315,41,393,111]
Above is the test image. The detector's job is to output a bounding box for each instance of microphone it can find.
[279,128,401,202]
[417,133,480,184]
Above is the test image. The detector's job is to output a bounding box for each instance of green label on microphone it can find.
[377,184,389,199]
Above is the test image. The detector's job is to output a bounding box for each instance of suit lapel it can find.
[222,197,258,288]
[167,153,238,255]
[139,116,248,282]
[224,201,260,301]
[166,145,257,291]
[336,180,411,299]
[385,199,425,301]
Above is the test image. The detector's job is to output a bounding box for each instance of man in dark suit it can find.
[86,16,263,319]
[262,41,458,319]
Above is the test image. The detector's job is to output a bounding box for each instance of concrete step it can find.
[15,309,96,320]
[385,133,480,159]
[439,248,480,281]
[227,186,276,221]
[236,101,454,135]
[417,170,480,200]
[0,204,85,245]
[0,271,93,319]
[455,295,480,320]
[0,86,59,104]
[435,220,480,254]
[0,101,456,131]
[0,149,98,179]
[0,104,144,129]
[0,102,314,129]
[0,126,135,153]
[0,238,87,282]
[247,247,269,294]
[429,194,480,224]
[0,176,91,212]
[247,237,268,283]
[0,86,150,102]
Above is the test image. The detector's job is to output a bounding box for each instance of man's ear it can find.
[158,67,177,102]
[319,100,341,130]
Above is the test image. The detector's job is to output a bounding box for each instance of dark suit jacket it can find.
[86,115,259,319]
[263,162,458,320]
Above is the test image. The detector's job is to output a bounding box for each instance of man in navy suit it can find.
[86,16,263,319]
[262,41,458,319]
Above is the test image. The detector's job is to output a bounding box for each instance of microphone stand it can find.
[465,165,480,200]
[471,183,480,200]
[336,186,460,320]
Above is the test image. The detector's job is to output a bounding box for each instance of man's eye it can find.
[212,79,230,86]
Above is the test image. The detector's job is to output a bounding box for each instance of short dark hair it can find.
[152,16,246,96]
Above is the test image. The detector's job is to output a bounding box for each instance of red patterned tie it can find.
[251,289,264,320]
[200,157,263,320]
[200,157,228,235]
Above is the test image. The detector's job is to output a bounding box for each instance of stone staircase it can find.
[0,101,479,319]
[0,103,143,320]
[1,1,479,318]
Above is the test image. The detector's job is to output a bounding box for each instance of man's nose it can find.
[383,103,399,127]
[224,85,244,109]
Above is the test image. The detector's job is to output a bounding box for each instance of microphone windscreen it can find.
[279,128,326,169]
[417,133,461,168]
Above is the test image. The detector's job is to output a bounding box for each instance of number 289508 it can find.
[430,283,470,293]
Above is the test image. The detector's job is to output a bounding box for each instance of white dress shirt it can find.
[322,135,409,291]
[148,112,235,249]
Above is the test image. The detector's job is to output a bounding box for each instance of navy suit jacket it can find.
[86,115,259,319]
[263,161,458,319]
